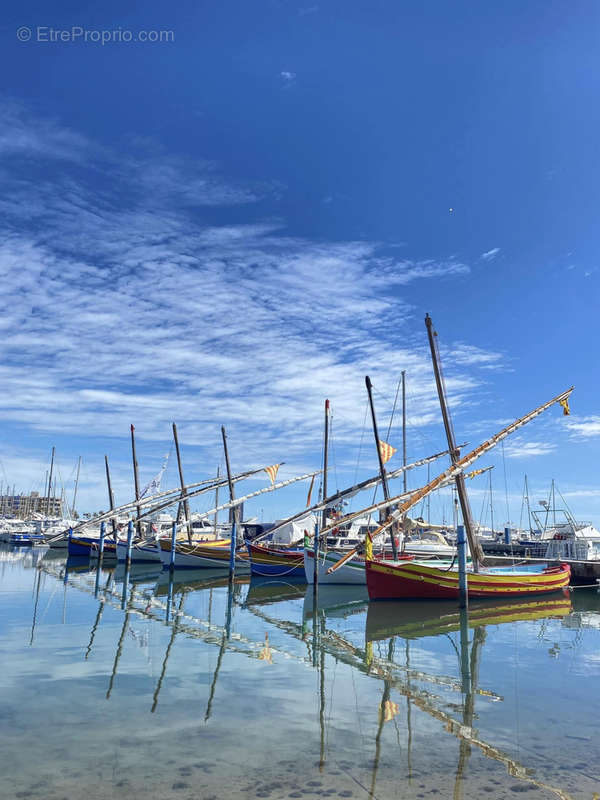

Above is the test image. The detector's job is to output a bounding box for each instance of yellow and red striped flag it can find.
[378,440,397,465]
[559,398,570,416]
[380,700,400,722]
[264,464,280,485]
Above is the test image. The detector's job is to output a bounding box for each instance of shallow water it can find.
[1,545,599,800]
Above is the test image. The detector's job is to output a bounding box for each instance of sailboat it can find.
[325,315,573,600]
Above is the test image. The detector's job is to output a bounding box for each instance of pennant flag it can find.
[306,474,316,507]
[378,440,397,465]
[264,464,280,485]
[380,700,400,723]
[559,398,570,416]
[466,467,486,480]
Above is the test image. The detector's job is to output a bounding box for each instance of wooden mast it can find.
[104,455,118,540]
[130,425,142,538]
[221,426,238,580]
[402,370,407,494]
[424,313,484,569]
[213,465,220,538]
[71,456,81,519]
[365,375,398,559]
[45,446,55,517]
[172,422,193,545]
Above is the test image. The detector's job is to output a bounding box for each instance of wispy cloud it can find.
[564,416,600,438]
[280,71,297,87]
[481,247,500,261]
[0,103,509,510]
[504,438,556,458]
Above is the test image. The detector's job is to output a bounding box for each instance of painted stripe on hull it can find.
[157,538,250,571]
[247,543,305,578]
[68,536,118,559]
[366,559,571,600]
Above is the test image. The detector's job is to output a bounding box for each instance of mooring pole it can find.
[221,426,237,582]
[99,521,106,559]
[365,376,398,559]
[125,520,134,565]
[169,521,177,570]
[457,524,468,610]
[172,423,193,545]
[130,424,142,538]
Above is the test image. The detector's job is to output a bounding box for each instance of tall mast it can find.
[221,426,238,581]
[130,425,142,538]
[104,455,117,539]
[424,314,484,568]
[365,375,398,559]
[71,456,81,519]
[172,423,193,545]
[213,465,220,538]
[45,446,55,517]
[321,399,330,529]
[524,475,533,535]
[402,370,407,494]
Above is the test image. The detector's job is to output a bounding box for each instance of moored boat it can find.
[365,557,571,600]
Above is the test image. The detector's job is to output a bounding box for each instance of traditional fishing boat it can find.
[323,315,575,601]
[365,558,570,600]
[68,533,119,559]
[156,537,251,571]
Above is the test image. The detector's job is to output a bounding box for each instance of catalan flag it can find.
[378,440,397,465]
[559,398,570,416]
[264,464,280,485]
[258,632,273,664]
[379,700,400,722]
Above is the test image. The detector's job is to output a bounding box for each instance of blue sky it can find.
[1,0,598,526]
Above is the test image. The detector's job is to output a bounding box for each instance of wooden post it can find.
[221,426,237,581]
[169,521,177,570]
[99,521,106,558]
[365,376,398,559]
[125,520,134,565]
[172,423,193,545]
[130,424,142,538]
[424,314,484,569]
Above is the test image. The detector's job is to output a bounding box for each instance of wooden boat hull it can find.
[157,538,250,571]
[116,540,162,564]
[246,542,305,578]
[68,535,117,560]
[304,548,367,585]
[366,559,571,600]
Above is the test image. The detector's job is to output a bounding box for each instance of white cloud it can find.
[0,104,511,512]
[564,416,600,438]
[503,438,556,458]
[481,247,500,261]
[280,71,297,85]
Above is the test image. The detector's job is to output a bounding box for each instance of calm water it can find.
[1,546,600,800]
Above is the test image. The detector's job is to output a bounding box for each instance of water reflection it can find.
[2,546,599,799]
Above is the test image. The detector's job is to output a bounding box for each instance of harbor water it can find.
[1,545,599,799]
